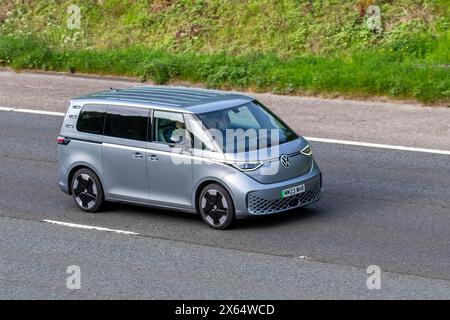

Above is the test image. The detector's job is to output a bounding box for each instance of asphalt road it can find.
[0,71,449,299]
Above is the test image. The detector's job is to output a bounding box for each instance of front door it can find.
[147,110,193,210]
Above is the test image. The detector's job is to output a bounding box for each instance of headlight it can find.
[230,161,264,171]
[300,145,312,156]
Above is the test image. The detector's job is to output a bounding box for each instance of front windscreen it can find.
[196,100,298,153]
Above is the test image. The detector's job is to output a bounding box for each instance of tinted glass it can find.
[104,106,149,141]
[76,105,107,135]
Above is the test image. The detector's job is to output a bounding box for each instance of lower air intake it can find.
[247,184,321,215]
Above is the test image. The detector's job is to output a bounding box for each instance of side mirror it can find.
[172,135,184,144]
[169,135,183,147]
[169,129,193,149]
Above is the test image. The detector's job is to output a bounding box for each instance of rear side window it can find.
[104,106,149,141]
[76,105,107,135]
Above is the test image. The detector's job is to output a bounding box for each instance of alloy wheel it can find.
[201,189,229,227]
[73,173,98,210]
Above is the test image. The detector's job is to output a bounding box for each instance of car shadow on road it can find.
[102,201,200,222]
[102,200,322,231]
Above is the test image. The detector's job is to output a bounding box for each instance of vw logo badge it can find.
[280,154,291,168]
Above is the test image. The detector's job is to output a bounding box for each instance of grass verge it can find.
[0,35,448,103]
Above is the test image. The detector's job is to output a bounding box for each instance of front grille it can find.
[247,183,321,215]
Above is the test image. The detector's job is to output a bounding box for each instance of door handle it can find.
[148,154,159,161]
[132,152,144,159]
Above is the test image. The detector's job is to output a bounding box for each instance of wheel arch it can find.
[193,179,236,214]
[67,163,102,195]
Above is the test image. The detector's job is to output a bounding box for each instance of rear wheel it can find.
[198,184,235,230]
[71,168,104,213]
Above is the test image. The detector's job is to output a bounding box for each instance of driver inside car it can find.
[164,120,191,146]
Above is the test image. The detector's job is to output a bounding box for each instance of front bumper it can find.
[222,160,322,217]
[247,176,321,215]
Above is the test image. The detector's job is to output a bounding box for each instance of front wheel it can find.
[71,168,104,213]
[198,184,235,230]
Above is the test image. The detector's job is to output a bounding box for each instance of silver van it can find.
[57,87,322,229]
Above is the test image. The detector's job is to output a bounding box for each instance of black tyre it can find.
[71,168,104,213]
[198,183,235,230]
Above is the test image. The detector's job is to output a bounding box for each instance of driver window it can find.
[153,110,190,145]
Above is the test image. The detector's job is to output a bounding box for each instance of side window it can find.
[104,106,149,141]
[153,110,189,145]
[76,104,107,135]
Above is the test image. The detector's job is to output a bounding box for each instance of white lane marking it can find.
[14,108,65,117]
[1,107,449,156]
[305,137,450,156]
[0,107,15,111]
[43,219,139,235]
[0,107,65,116]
